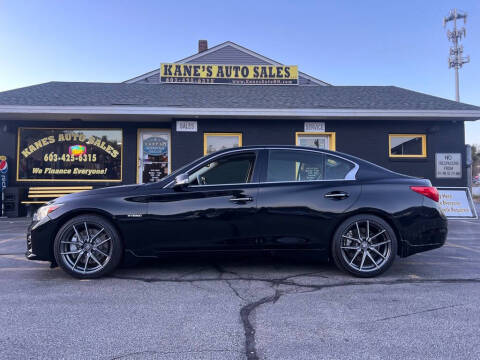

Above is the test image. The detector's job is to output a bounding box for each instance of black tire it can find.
[331,214,397,278]
[53,214,123,279]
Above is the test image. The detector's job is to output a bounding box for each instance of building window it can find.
[204,133,242,155]
[17,127,122,182]
[137,129,171,184]
[389,134,426,158]
[295,132,336,151]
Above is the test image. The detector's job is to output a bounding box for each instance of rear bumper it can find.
[398,205,448,257]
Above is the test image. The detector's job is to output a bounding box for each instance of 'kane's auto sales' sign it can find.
[160,63,298,85]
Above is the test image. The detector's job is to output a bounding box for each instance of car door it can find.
[256,149,361,251]
[145,151,261,253]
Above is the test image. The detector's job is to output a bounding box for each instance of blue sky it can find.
[0,0,479,144]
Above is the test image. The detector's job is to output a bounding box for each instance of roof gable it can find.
[124,41,329,86]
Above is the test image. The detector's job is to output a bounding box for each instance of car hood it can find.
[52,184,141,203]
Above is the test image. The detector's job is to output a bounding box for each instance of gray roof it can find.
[0,81,478,111]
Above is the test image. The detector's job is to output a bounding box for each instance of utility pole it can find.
[444,9,470,102]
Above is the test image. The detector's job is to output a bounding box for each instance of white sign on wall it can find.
[304,122,325,132]
[437,187,477,219]
[176,120,198,132]
[436,153,461,178]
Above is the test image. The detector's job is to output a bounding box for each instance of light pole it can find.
[444,9,470,102]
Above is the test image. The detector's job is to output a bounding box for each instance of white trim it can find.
[123,41,329,86]
[0,105,479,119]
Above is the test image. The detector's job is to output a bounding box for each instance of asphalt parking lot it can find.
[1,208,479,360]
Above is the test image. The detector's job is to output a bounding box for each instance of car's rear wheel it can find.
[53,215,123,279]
[331,214,397,277]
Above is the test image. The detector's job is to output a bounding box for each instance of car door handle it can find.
[229,196,253,202]
[324,191,349,200]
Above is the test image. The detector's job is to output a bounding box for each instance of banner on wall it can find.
[437,187,478,219]
[160,63,298,85]
[138,130,170,184]
[17,128,123,182]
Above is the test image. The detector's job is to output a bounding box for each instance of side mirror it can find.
[173,173,189,190]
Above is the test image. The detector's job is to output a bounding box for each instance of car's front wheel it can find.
[53,214,123,279]
[331,214,397,277]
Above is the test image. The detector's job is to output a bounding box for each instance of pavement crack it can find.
[212,263,241,278]
[240,289,283,360]
[109,275,480,360]
[375,303,465,322]
[226,279,248,302]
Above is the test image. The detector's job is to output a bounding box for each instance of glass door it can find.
[137,129,171,184]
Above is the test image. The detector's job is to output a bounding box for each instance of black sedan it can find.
[26,146,447,279]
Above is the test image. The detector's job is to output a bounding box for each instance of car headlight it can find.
[33,204,62,222]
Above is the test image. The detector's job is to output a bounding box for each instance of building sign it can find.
[17,128,122,182]
[436,153,462,178]
[0,155,7,190]
[304,122,325,132]
[438,187,477,219]
[160,63,298,85]
[176,120,198,132]
[138,130,170,184]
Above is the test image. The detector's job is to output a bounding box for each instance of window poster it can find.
[138,130,170,183]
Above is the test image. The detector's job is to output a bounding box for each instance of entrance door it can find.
[137,129,171,184]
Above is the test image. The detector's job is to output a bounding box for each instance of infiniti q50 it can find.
[26,146,447,279]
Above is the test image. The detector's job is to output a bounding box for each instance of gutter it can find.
[0,105,479,119]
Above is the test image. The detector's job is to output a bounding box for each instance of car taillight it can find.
[410,186,439,202]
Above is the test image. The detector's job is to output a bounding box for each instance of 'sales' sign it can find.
[160,63,298,85]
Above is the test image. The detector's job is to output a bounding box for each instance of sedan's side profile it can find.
[26,146,447,279]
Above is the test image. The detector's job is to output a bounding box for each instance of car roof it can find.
[207,145,410,180]
[209,145,352,161]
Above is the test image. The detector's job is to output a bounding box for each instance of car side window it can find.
[188,153,256,186]
[325,155,355,180]
[266,150,355,182]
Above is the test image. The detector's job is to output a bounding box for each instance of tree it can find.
[472,144,480,178]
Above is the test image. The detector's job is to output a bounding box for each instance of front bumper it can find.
[25,217,57,262]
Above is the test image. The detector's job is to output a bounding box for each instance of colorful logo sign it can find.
[0,159,7,174]
[0,156,7,190]
[143,136,168,156]
[69,145,87,157]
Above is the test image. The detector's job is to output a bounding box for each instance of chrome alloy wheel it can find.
[59,221,112,275]
[340,220,392,273]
